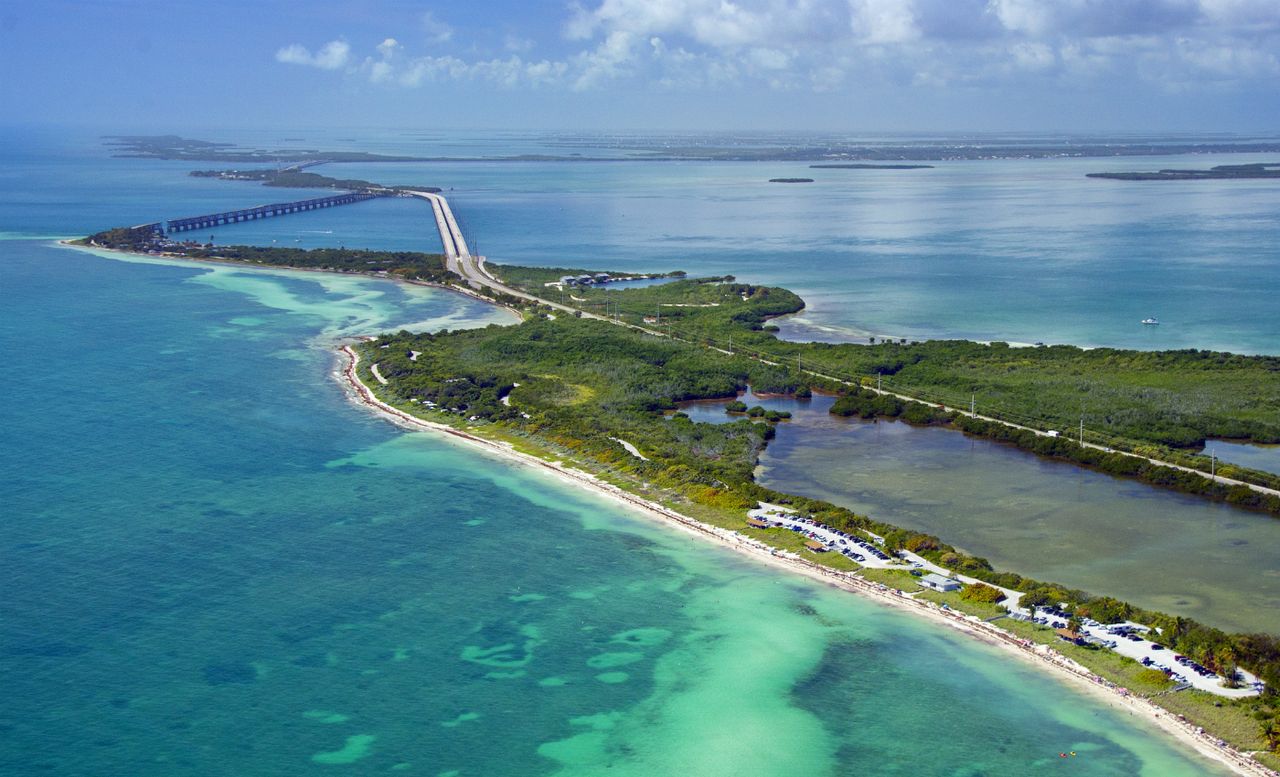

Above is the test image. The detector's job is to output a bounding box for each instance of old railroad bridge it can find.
[161,191,384,234]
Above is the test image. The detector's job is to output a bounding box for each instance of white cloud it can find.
[377,38,400,58]
[849,0,919,44]
[383,53,568,89]
[747,47,790,70]
[572,30,638,90]
[1010,41,1055,71]
[505,34,536,53]
[987,0,1056,37]
[275,40,351,70]
[275,0,1280,94]
[421,11,454,44]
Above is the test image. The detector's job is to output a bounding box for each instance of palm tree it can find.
[1263,717,1280,752]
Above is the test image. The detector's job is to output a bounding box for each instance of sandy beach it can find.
[337,344,1276,777]
[57,240,524,317]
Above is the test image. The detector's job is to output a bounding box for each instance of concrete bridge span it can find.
[164,192,382,233]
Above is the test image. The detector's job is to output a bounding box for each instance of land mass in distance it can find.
[189,167,440,194]
[1088,163,1280,180]
[105,135,1280,164]
[810,163,934,169]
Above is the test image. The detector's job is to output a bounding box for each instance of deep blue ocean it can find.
[0,127,1256,774]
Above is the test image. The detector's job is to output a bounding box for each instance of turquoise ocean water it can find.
[0,128,1256,774]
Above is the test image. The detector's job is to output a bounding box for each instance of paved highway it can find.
[408,190,606,319]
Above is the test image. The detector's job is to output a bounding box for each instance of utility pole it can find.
[1210,449,1216,482]
[970,393,976,416]
[1079,417,1084,447]
[877,372,882,392]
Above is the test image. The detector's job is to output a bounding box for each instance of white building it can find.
[919,573,962,592]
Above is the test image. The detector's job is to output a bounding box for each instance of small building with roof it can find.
[1055,627,1086,644]
[919,573,962,592]
[804,539,828,553]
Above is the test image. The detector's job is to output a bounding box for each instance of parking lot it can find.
[746,504,1262,698]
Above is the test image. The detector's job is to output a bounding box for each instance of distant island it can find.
[768,178,814,183]
[105,134,1280,165]
[810,163,934,170]
[1088,163,1280,181]
[189,167,438,194]
[104,135,430,164]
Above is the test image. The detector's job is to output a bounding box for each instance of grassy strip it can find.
[855,567,924,593]
[914,589,1006,620]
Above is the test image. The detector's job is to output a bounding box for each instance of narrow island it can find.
[768,178,814,183]
[80,198,1280,776]
[810,163,934,169]
[189,166,440,194]
[1088,163,1280,181]
[104,134,432,164]
[107,134,1280,164]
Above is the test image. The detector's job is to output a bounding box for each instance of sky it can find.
[3,0,1278,133]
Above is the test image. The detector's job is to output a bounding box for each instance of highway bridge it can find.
[164,191,382,233]
[406,190,614,323]
[406,191,472,282]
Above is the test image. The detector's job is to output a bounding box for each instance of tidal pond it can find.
[683,389,1280,634]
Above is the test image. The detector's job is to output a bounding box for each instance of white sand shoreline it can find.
[55,240,525,321]
[336,344,1274,777]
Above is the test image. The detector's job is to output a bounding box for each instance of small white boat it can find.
[1141,317,1159,325]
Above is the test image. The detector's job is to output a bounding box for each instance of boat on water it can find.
[1141,317,1159,325]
